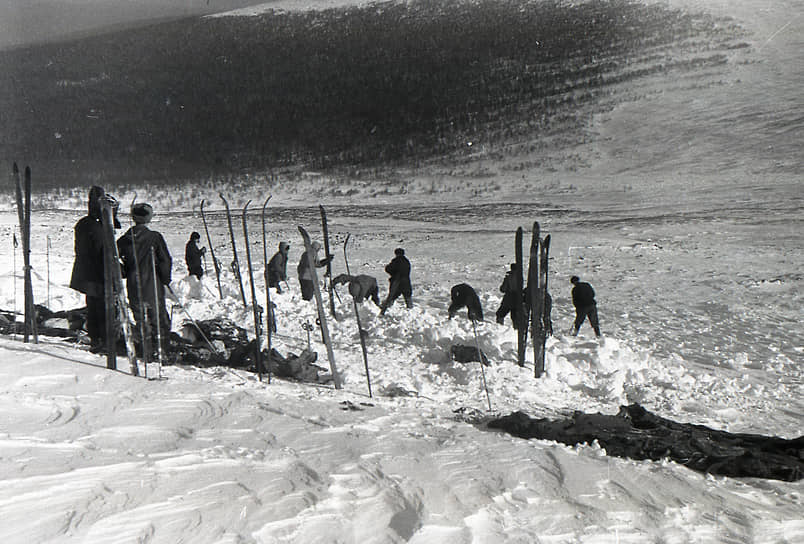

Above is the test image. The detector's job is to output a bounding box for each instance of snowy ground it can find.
[0,189,801,543]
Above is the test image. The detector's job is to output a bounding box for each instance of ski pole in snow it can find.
[261,195,273,384]
[46,235,51,309]
[200,199,223,299]
[150,246,163,379]
[12,230,18,340]
[242,200,264,382]
[166,284,222,360]
[344,234,372,398]
[471,318,492,411]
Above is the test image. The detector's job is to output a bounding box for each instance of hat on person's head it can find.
[190,231,201,240]
[279,241,290,252]
[132,203,154,224]
[394,248,405,256]
[570,275,579,284]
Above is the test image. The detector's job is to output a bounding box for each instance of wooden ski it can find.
[535,233,552,377]
[319,205,338,319]
[527,222,544,378]
[220,193,247,307]
[13,163,37,343]
[514,227,527,366]
[299,225,342,389]
[343,234,371,397]
[200,199,223,299]
[100,197,139,376]
[242,201,264,382]
[260,195,273,384]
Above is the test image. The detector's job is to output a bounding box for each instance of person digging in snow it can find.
[333,273,380,306]
[448,283,484,321]
[379,247,412,315]
[570,275,600,337]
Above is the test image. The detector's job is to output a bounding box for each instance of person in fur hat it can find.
[117,203,173,355]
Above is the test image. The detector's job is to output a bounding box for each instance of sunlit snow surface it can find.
[1,179,802,542]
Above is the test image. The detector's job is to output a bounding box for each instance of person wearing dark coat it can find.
[69,186,120,351]
[495,263,521,328]
[333,273,380,306]
[448,283,483,321]
[570,275,600,337]
[297,241,332,301]
[268,241,290,293]
[379,248,412,315]
[184,232,206,279]
[117,203,173,355]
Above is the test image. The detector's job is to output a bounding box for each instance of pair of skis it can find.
[99,197,139,376]
[205,196,273,382]
[12,163,37,343]
[514,222,551,377]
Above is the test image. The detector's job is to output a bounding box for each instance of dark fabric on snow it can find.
[489,404,804,482]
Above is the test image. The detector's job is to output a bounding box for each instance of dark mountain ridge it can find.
[1,0,747,189]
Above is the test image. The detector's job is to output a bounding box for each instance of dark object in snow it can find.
[448,283,483,321]
[488,404,804,482]
[451,344,489,366]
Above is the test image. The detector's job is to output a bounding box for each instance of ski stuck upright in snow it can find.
[220,193,247,307]
[299,225,342,389]
[100,196,139,376]
[242,200,265,382]
[200,199,223,299]
[319,204,339,319]
[343,233,372,397]
[261,196,273,384]
[13,163,37,343]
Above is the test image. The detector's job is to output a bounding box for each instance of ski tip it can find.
[13,162,19,174]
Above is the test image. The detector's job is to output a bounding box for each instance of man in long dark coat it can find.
[117,203,173,355]
[379,248,412,315]
[69,186,120,352]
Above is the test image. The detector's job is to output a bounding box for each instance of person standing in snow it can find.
[268,241,290,293]
[495,263,520,327]
[297,241,332,301]
[184,231,206,280]
[379,247,412,315]
[69,186,121,352]
[570,275,600,337]
[117,203,173,355]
